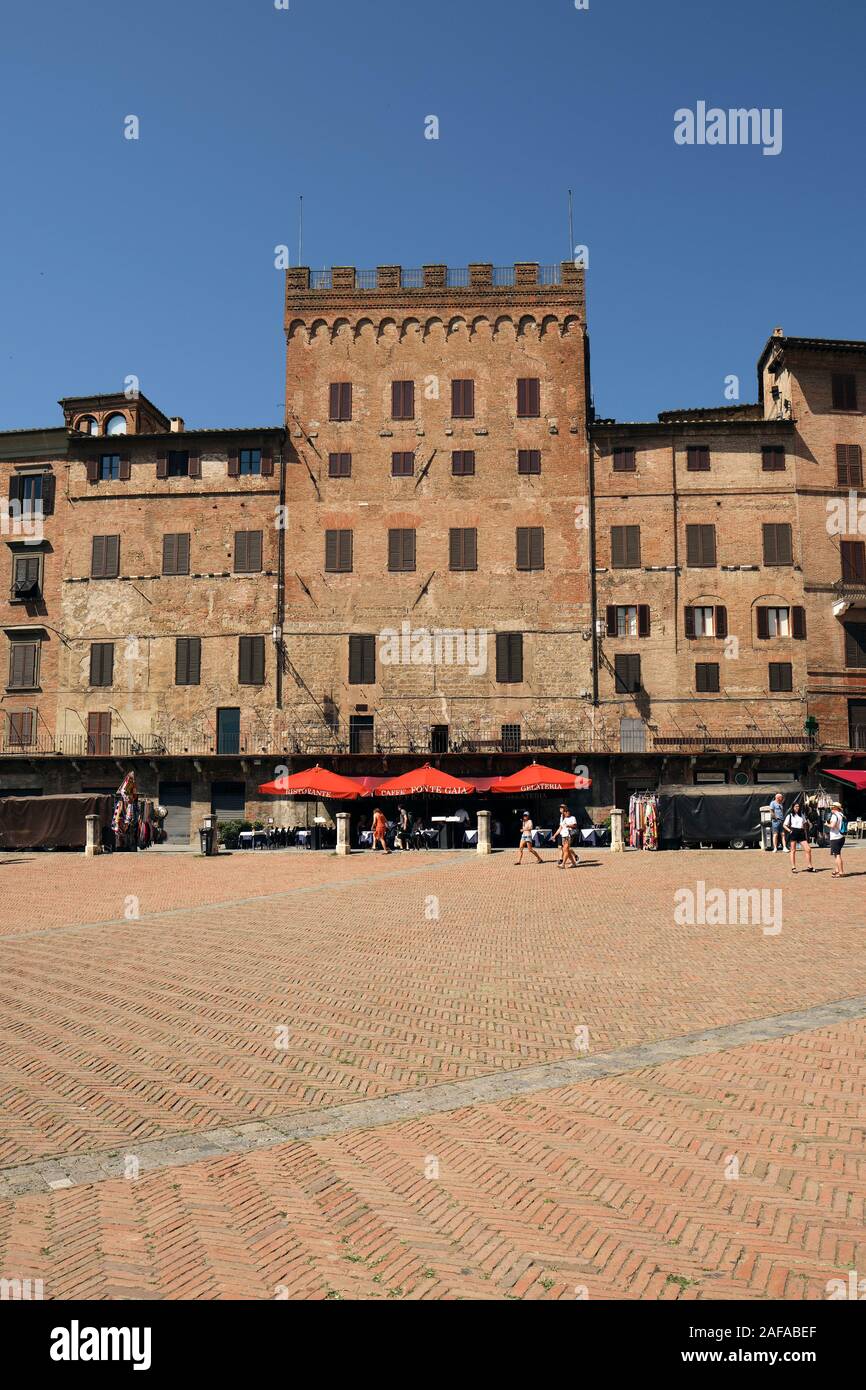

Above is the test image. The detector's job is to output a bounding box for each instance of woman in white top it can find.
[514,811,543,865]
[556,803,579,868]
[783,800,813,873]
[828,802,846,878]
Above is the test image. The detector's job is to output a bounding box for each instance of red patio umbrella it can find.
[370,764,476,796]
[257,765,364,799]
[491,762,592,793]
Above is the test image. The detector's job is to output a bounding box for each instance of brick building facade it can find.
[1,269,864,839]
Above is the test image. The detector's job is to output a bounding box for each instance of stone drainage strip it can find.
[1,993,864,1200]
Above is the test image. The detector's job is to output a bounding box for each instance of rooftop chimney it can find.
[169,417,184,432]
[773,327,784,337]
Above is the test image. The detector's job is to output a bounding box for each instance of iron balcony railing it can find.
[301,265,566,291]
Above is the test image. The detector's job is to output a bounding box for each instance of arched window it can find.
[76,416,97,435]
[104,412,128,435]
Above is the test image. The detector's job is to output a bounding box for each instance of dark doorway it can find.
[211,780,245,821]
[217,707,240,755]
[159,781,191,844]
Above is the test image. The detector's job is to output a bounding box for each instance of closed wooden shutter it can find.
[516,378,540,416]
[792,606,807,640]
[769,662,793,692]
[86,711,111,755]
[8,709,34,745]
[85,458,99,483]
[40,473,56,513]
[187,452,201,479]
[163,534,190,575]
[844,623,866,668]
[686,524,716,567]
[238,636,265,685]
[517,450,541,475]
[8,474,22,503]
[452,380,474,418]
[840,540,866,582]
[234,531,262,573]
[756,607,770,639]
[517,528,543,570]
[330,383,352,421]
[388,529,414,571]
[613,447,636,472]
[684,606,696,639]
[837,444,864,487]
[89,642,114,686]
[611,525,640,568]
[227,450,240,477]
[392,452,414,476]
[686,447,710,471]
[614,654,641,693]
[451,450,475,476]
[175,637,201,685]
[392,381,414,419]
[118,456,131,481]
[715,605,728,639]
[9,642,37,689]
[695,662,720,693]
[763,523,792,566]
[260,449,274,477]
[637,604,651,637]
[349,634,375,685]
[156,454,168,479]
[449,528,477,571]
[91,534,119,578]
[325,529,352,572]
[832,374,857,410]
[329,452,352,477]
[761,446,786,471]
[496,632,523,683]
[606,606,617,637]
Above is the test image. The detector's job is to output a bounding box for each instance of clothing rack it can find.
[628,791,659,850]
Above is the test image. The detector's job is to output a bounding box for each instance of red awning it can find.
[371,764,476,796]
[257,765,364,799]
[491,762,592,793]
[822,768,866,791]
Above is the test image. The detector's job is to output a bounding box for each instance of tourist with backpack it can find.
[828,801,847,878]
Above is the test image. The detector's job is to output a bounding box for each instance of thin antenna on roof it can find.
[567,189,574,262]
[298,195,304,267]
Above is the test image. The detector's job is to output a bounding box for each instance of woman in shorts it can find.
[783,800,813,873]
[514,811,543,865]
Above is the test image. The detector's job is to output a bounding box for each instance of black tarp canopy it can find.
[0,794,114,849]
[658,784,803,846]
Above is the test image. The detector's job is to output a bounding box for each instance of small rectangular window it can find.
[686,447,710,472]
[99,454,121,481]
[167,450,189,478]
[451,450,475,476]
[451,379,475,419]
[763,522,793,566]
[449,528,477,571]
[610,525,641,569]
[614,653,641,693]
[388,528,416,572]
[613,447,636,472]
[91,534,120,578]
[175,637,201,686]
[391,451,415,477]
[761,445,786,472]
[12,554,41,600]
[836,444,863,488]
[391,381,415,420]
[7,709,34,747]
[516,378,540,417]
[239,448,261,476]
[832,373,857,411]
[234,530,263,574]
[89,642,114,687]
[516,526,544,571]
[325,529,353,573]
[686,524,717,567]
[517,449,541,475]
[329,382,352,421]
[496,632,523,684]
[8,640,39,690]
[769,661,793,692]
[238,635,265,686]
[328,452,352,477]
[349,634,376,685]
[162,533,190,576]
[695,662,720,693]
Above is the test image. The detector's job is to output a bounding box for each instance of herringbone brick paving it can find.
[0,847,864,1298]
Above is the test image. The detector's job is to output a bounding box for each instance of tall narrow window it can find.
[329,382,352,421]
[836,444,863,487]
[91,534,120,578]
[449,528,477,571]
[610,525,641,569]
[238,636,265,686]
[11,554,41,600]
[495,632,523,683]
[162,533,190,576]
[234,530,263,574]
[8,640,39,690]
[844,622,866,668]
[516,378,540,417]
[388,528,416,572]
[86,711,111,755]
[7,709,34,747]
[685,524,717,567]
[516,527,544,571]
[451,380,474,419]
[614,654,641,693]
[175,637,201,686]
[832,373,857,410]
[762,522,793,566]
[840,540,866,583]
[325,529,353,573]
[348,634,376,684]
[89,642,114,687]
[391,381,415,420]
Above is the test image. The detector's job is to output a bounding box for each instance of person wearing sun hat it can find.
[827,801,847,877]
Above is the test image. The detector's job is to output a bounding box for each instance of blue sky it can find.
[2,0,864,430]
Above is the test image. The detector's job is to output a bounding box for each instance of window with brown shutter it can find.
[715,606,728,640]
[686,447,710,472]
[89,642,114,687]
[449,528,477,571]
[792,606,807,640]
[8,640,38,690]
[761,446,786,472]
[348,634,376,685]
[695,662,720,692]
[85,457,99,484]
[451,379,475,418]
[605,606,617,638]
[832,373,857,411]
[86,711,111,755]
[762,522,793,566]
[227,450,240,478]
[329,452,352,477]
[238,636,265,686]
[686,524,717,567]
[91,534,120,578]
[234,530,263,574]
[836,444,864,487]
[175,637,201,686]
[516,378,540,417]
[517,449,541,475]
[451,450,475,476]
[162,533,190,576]
[516,527,544,571]
[118,456,131,482]
[840,540,866,583]
[391,452,414,477]
[325,529,353,573]
[610,525,641,569]
[391,381,414,420]
[388,528,415,572]
[684,606,696,639]
[614,653,641,693]
[844,622,866,668]
[495,632,523,684]
[755,607,770,640]
[769,662,793,692]
[329,382,352,421]
[156,454,168,479]
[188,453,201,479]
[637,604,651,637]
[260,450,274,477]
[7,709,34,746]
[613,447,636,472]
[12,554,41,600]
